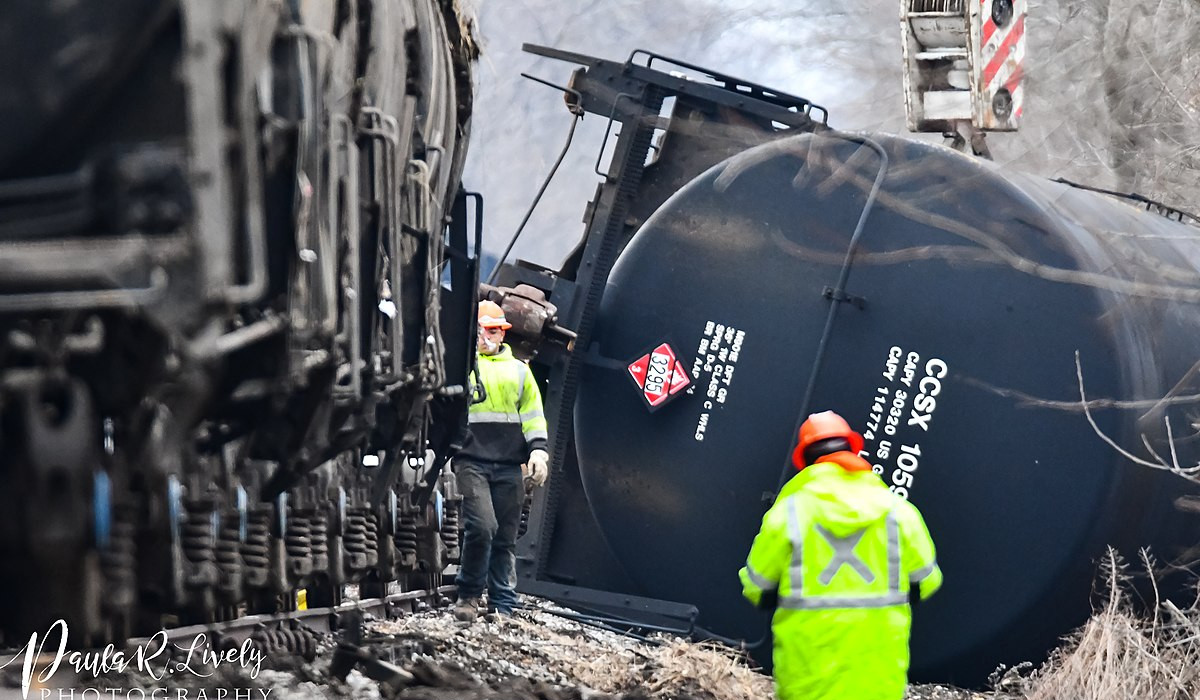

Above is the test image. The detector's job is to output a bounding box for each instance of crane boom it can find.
[900,0,1026,156]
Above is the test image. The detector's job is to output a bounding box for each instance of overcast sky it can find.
[461,0,903,269]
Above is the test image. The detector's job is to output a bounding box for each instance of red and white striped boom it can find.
[901,0,1025,151]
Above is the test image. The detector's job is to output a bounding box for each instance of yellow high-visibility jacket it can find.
[459,345,548,464]
[739,455,942,700]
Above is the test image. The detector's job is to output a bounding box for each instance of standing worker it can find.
[739,411,942,700]
[452,300,550,622]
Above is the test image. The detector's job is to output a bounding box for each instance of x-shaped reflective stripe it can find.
[815,524,875,585]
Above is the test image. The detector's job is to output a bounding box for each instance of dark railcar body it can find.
[503,48,1200,685]
[573,133,1200,680]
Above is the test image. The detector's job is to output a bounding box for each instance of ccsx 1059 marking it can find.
[908,358,947,431]
[863,346,949,500]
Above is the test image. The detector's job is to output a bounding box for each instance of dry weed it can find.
[641,638,773,698]
[995,549,1200,700]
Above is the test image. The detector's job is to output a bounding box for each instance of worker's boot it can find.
[453,596,481,622]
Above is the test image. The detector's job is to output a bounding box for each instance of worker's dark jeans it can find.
[454,459,524,613]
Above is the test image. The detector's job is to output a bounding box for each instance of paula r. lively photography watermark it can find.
[2,620,272,700]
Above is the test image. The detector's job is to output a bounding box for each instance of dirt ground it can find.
[0,599,990,700]
[256,600,985,700]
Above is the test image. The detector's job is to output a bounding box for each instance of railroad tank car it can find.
[0,0,479,643]
[497,47,1200,684]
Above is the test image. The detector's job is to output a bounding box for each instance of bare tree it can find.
[464,0,1199,268]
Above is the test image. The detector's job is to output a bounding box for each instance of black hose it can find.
[692,624,769,651]
[523,602,769,651]
[520,603,662,643]
[525,603,690,635]
[486,113,581,285]
[777,134,889,491]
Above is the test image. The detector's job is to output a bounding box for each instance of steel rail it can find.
[123,585,457,649]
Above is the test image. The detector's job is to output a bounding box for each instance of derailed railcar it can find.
[0,0,479,642]
[494,46,1200,684]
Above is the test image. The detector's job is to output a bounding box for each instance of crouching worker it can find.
[453,300,549,622]
[739,411,942,700]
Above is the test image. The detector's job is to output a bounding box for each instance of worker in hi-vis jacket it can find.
[739,411,942,700]
[452,300,549,622]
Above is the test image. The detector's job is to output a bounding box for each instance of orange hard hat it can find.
[792,410,864,469]
[478,300,512,329]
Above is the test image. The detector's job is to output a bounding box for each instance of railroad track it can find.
[1,585,455,667]
[124,584,458,651]
[0,586,458,698]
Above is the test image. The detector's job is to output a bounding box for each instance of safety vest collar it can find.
[788,460,875,492]
[479,344,514,362]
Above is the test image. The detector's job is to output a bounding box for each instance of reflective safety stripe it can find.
[519,409,545,421]
[887,509,901,593]
[910,559,938,583]
[517,364,527,404]
[779,591,908,610]
[469,412,522,424]
[524,429,548,441]
[815,524,875,585]
[786,498,804,597]
[744,562,777,591]
[783,502,907,610]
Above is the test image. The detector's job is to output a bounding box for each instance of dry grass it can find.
[992,550,1200,700]
[364,573,1200,700]
[372,574,1200,700]
[638,638,773,699]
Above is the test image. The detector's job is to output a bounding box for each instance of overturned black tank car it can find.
[493,46,1200,685]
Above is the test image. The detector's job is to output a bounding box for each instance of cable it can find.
[517,602,662,643]
[526,603,690,635]
[777,134,889,491]
[523,601,770,650]
[486,113,581,285]
[692,624,770,651]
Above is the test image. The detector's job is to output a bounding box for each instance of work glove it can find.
[523,448,549,487]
